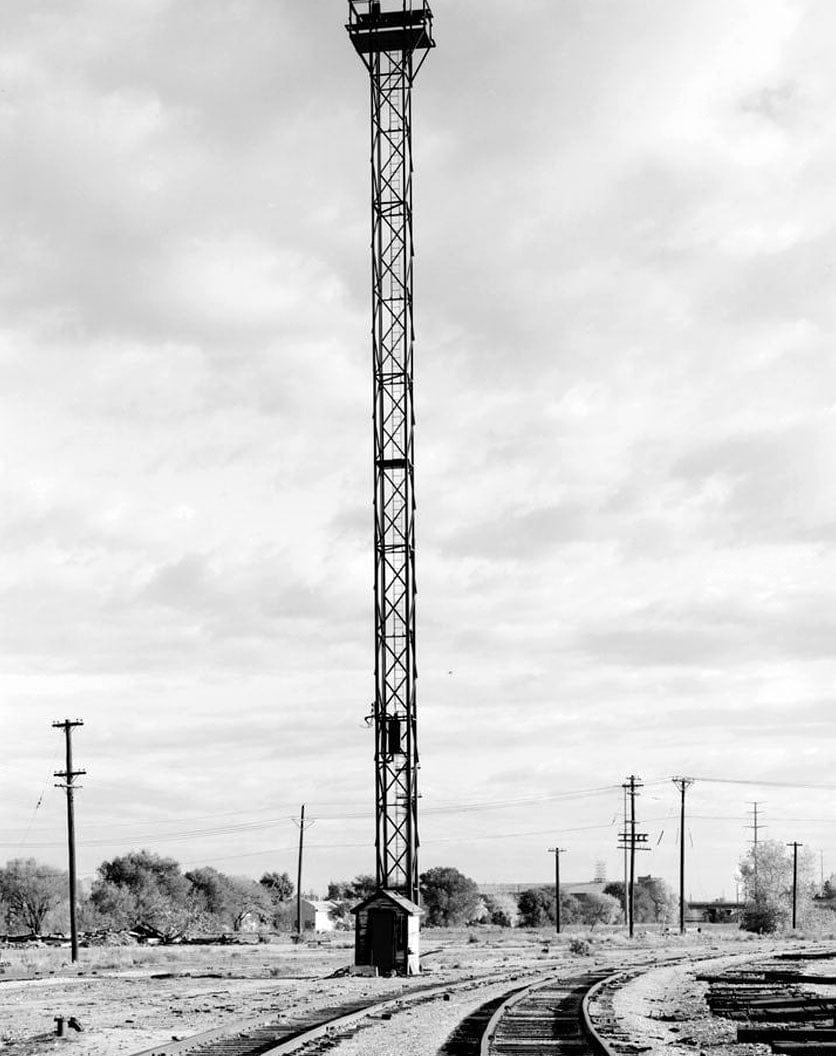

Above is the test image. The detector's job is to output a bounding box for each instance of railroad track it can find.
[125,968,546,1056]
[440,961,670,1056]
[702,952,836,1056]
[478,968,618,1056]
[128,946,781,1056]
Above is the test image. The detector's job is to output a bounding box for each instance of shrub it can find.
[482,894,517,927]
[741,900,785,934]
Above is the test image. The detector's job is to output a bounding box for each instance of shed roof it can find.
[350,888,423,916]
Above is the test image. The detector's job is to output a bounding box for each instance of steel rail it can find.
[126,967,544,1056]
[581,971,630,1056]
[479,968,620,1056]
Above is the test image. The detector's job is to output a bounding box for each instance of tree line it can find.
[1,840,829,940]
[0,852,296,941]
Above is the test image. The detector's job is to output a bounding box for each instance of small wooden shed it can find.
[351,889,422,975]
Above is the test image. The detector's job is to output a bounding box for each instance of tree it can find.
[96,850,189,902]
[0,859,67,934]
[517,888,553,928]
[740,901,784,935]
[482,893,518,927]
[560,892,583,925]
[349,874,377,899]
[184,868,270,931]
[636,877,676,924]
[604,878,676,924]
[326,874,377,901]
[419,866,481,926]
[260,871,294,903]
[90,850,198,941]
[738,839,815,932]
[738,840,814,933]
[187,867,233,920]
[578,892,621,928]
[224,877,272,931]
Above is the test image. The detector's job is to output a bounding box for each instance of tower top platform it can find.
[347,1,434,57]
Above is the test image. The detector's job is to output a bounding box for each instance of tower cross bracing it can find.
[347,0,434,904]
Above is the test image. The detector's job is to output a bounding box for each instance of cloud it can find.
[582,592,836,668]
[672,417,836,543]
[2,1,836,896]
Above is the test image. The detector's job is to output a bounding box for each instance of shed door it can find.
[368,909,395,972]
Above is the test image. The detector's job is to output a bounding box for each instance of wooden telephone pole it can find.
[53,720,85,962]
[672,777,694,935]
[292,805,315,938]
[787,841,803,929]
[295,804,305,937]
[548,847,566,934]
[618,775,649,937]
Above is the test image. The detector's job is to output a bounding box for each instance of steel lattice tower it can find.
[347,0,434,903]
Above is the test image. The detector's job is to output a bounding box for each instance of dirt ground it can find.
[0,927,829,1055]
[605,947,836,1056]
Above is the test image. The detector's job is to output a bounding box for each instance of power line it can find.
[0,782,626,842]
[692,776,836,792]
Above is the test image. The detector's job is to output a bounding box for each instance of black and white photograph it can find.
[1,2,835,1053]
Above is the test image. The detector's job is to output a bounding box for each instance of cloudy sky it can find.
[2,0,835,901]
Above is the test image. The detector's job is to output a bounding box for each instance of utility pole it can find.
[618,776,649,938]
[746,802,764,899]
[787,841,802,929]
[622,784,628,927]
[53,720,85,963]
[293,804,309,938]
[548,847,566,934]
[672,777,694,935]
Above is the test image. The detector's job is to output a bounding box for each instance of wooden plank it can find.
[738,1029,836,1042]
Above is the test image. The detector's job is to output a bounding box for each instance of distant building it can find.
[478,882,551,896]
[561,881,608,902]
[299,899,337,932]
[479,880,608,901]
[685,900,743,924]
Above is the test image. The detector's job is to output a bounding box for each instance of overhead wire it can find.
[14,745,63,855]
[0,782,624,844]
[691,776,836,792]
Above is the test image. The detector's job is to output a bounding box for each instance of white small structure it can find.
[299,899,337,932]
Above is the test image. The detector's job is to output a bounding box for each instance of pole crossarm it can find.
[347,0,433,904]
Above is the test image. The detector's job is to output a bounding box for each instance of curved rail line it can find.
[478,968,619,1056]
[125,968,543,1056]
[126,946,820,1056]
